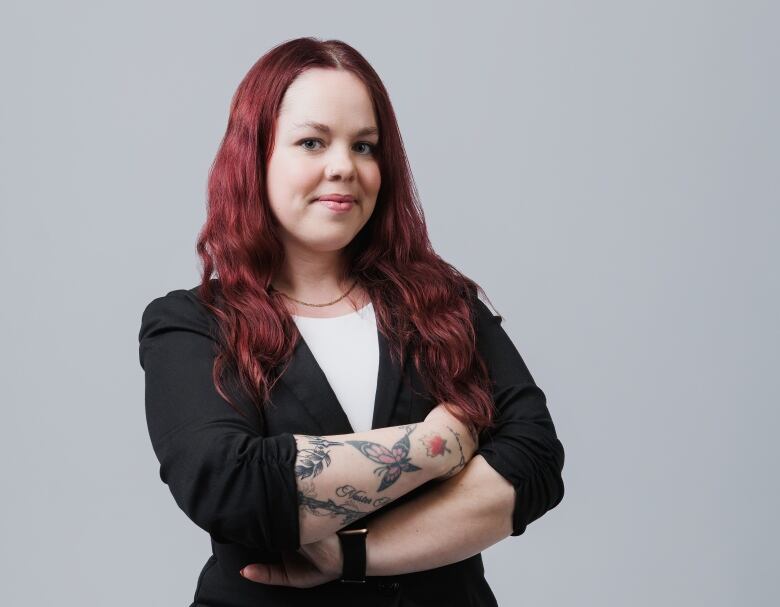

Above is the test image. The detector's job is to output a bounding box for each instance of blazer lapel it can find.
[278,325,408,435]
[371,328,407,430]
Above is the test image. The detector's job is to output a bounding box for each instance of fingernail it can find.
[240,567,246,577]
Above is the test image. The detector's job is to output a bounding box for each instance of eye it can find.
[299,138,323,151]
[298,138,377,155]
[355,142,377,155]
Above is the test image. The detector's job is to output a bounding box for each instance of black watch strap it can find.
[337,520,369,583]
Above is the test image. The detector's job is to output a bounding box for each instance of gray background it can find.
[1,1,777,605]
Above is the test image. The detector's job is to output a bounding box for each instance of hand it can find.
[240,533,343,589]
[424,402,479,479]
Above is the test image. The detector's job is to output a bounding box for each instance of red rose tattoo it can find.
[419,431,452,458]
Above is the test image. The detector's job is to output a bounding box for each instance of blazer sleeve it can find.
[138,289,300,554]
[471,295,565,536]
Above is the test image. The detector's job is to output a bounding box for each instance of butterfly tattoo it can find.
[345,426,422,491]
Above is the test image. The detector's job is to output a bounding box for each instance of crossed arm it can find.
[363,452,516,576]
[242,445,516,586]
[140,290,562,582]
[290,417,515,576]
[293,419,473,545]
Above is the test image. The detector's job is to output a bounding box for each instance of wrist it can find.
[364,520,386,577]
[326,533,344,578]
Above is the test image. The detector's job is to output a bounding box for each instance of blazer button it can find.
[377,580,400,595]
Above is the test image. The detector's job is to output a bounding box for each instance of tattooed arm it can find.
[294,405,476,545]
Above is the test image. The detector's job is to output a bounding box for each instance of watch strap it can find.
[337,520,369,583]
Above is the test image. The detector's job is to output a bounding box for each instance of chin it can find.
[296,233,355,252]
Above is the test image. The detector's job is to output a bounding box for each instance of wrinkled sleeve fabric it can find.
[472,295,565,537]
[138,289,300,554]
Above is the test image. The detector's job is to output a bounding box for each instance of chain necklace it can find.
[271,278,360,308]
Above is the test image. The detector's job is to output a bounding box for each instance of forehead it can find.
[277,68,377,130]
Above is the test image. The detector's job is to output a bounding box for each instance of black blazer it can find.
[138,282,565,607]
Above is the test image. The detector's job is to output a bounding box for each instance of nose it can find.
[324,144,357,181]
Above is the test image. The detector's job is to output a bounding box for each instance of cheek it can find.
[361,162,382,194]
[267,152,319,206]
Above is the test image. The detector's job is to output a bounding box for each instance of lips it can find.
[315,194,356,203]
[317,198,354,213]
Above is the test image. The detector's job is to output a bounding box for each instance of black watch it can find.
[337,520,369,583]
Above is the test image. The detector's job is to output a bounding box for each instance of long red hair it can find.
[196,37,500,435]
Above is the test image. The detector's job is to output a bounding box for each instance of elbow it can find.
[545,436,566,511]
[156,432,301,554]
[511,437,565,536]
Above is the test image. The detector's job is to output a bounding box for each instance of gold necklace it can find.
[271,278,360,308]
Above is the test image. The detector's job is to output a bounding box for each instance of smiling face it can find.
[265,68,381,256]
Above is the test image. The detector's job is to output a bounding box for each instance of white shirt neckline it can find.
[291,301,373,320]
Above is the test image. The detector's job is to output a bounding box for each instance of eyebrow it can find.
[292,120,379,138]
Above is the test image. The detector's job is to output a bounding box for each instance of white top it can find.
[292,301,379,433]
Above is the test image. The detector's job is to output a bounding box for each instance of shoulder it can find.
[138,281,219,343]
[466,285,504,327]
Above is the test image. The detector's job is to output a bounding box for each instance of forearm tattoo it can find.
[336,484,394,508]
[343,424,422,491]
[437,424,468,479]
[298,482,366,526]
[418,429,453,458]
[295,436,345,480]
[295,423,460,525]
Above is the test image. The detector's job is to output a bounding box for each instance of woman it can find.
[138,37,565,606]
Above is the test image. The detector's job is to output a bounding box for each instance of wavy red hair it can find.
[196,37,500,435]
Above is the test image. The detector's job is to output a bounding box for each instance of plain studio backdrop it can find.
[1,1,777,605]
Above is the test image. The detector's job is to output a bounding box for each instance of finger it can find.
[241,563,289,586]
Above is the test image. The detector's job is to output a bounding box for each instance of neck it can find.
[273,243,352,303]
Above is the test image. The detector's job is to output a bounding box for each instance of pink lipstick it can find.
[315,194,356,213]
